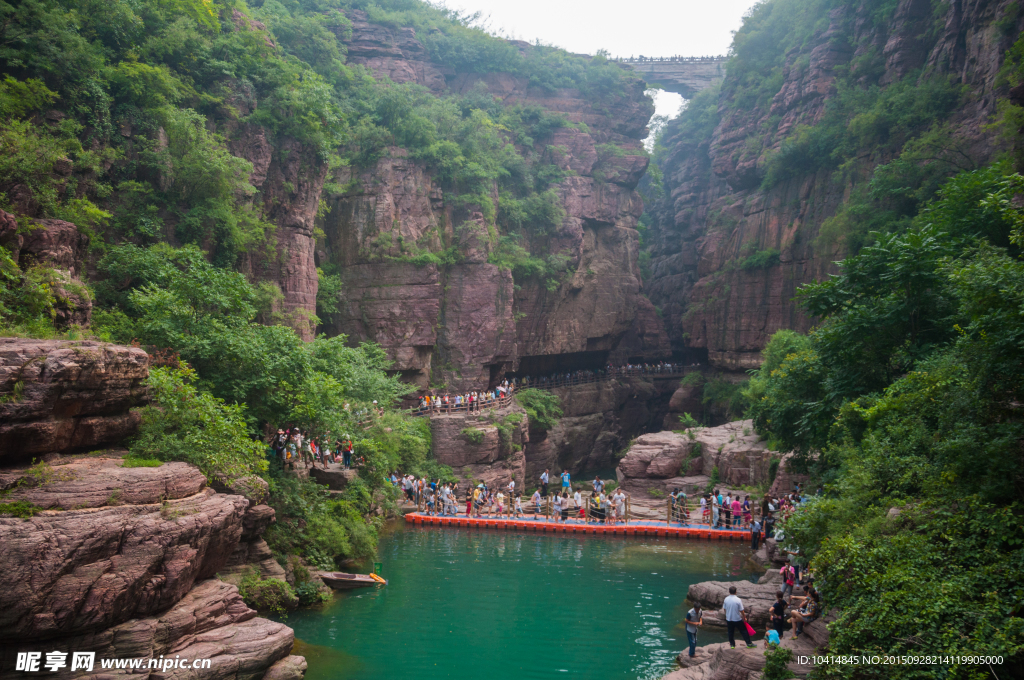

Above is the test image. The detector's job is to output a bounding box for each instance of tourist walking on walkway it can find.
[540,469,550,497]
[685,605,703,658]
[513,494,524,517]
[724,586,756,648]
[712,491,720,528]
[573,488,583,522]
[531,489,542,518]
[552,492,563,522]
[613,489,626,523]
[731,496,742,527]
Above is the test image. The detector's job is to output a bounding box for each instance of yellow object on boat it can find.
[369,573,386,584]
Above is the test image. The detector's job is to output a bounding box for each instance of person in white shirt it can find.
[531,489,542,518]
[513,494,524,517]
[573,489,583,523]
[552,493,562,522]
[540,469,550,496]
[613,490,626,523]
[723,586,755,648]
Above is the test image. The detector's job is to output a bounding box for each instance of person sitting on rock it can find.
[788,591,820,637]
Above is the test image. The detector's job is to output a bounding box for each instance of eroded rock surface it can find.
[616,421,780,497]
[0,456,300,680]
[0,339,149,464]
[431,403,528,488]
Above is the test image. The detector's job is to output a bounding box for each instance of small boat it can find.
[319,572,386,590]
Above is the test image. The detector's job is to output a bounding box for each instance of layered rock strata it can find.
[430,403,528,489]
[0,455,301,680]
[616,420,778,497]
[316,12,669,390]
[644,0,1024,370]
[0,339,149,464]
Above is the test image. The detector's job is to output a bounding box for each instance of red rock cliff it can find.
[644,0,1023,370]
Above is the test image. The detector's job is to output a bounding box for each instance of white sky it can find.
[442,0,760,118]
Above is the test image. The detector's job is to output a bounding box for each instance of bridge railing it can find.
[616,55,727,64]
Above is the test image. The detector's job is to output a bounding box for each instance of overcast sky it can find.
[442,0,760,117]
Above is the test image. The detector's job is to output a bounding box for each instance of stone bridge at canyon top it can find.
[615,56,727,98]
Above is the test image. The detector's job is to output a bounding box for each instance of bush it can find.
[762,646,794,680]
[294,580,330,607]
[515,389,563,431]
[237,568,298,616]
[461,427,485,445]
[129,363,268,480]
[0,501,42,518]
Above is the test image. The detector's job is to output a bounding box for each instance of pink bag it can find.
[745,621,756,637]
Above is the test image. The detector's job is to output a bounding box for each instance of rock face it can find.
[644,0,1024,370]
[430,404,528,489]
[616,420,779,497]
[0,214,93,328]
[315,14,668,391]
[0,339,150,464]
[0,455,300,680]
[524,376,678,481]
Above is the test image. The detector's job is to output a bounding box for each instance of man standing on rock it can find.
[751,516,762,551]
[685,604,703,658]
[541,469,550,497]
[724,586,756,649]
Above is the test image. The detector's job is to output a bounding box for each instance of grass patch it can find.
[0,501,43,518]
[121,456,163,467]
[461,428,486,445]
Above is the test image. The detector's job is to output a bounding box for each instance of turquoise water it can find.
[284,523,759,680]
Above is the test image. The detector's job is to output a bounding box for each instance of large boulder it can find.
[616,421,785,498]
[0,580,295,680]
[0,485,248,641]
[0,339,149,464]
[686,580,780,629]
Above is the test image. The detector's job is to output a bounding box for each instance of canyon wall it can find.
[314,12,669,391]
[644,0,1024,370]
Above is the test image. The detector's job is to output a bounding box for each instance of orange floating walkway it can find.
[403,512,752,540]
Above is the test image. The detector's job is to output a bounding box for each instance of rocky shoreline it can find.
[661,540,830,680]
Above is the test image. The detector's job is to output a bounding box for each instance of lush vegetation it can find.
[746,161,1024,672]
[515,388,563,431]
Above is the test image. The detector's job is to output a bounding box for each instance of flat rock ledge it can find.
[664,549,831,680]
[0,459,302,680]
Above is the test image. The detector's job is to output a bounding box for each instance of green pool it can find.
[283,523,760,680]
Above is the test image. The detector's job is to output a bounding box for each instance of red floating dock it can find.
[403,512,750,540]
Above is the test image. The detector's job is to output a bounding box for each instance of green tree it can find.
[130,363,268,479]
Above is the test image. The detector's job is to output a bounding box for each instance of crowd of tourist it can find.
[389,469,638,523]
[409,362,702,416]
[413,379,517,414]
[268,428,360,470]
